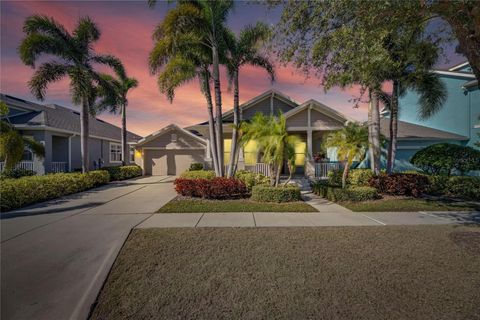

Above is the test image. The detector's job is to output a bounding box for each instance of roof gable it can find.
[284,99,355,125]
[136,124,206,147]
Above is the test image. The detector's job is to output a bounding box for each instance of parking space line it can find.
[359,213,387,225]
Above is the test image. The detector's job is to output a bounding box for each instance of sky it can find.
[0,0,466,137]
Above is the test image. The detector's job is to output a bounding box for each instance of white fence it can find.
[315,161,342,179]
[0,161,35,172]
[252,163,270,177]
[51,162,68,173]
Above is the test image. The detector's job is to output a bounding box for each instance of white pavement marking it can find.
[359,213,387,225]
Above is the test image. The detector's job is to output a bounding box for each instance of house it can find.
[133,62,479,178]
[388,61,479,171]
[0,94,142,174]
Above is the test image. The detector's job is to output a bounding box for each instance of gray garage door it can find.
[144,149,204,176]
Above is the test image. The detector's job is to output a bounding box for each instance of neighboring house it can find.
[0,94,142,174]
[386,61,479,171]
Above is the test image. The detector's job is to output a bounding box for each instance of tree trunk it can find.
[283,163,294,186]
[371,92,381,175]
[269,163,276,186]
[275,162,281,187]
[227,69,240,178]
[202,77,220,176]
[80,97,90,173]
[387,81,399,174]
[342,161,350,189]
[212,44,224,176]
[121,102,128,166]
[368,90,373,171]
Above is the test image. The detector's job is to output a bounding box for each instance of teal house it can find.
[381,61,479,172]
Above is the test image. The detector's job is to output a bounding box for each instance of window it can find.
[171,133,177,142]
[130,146,135,162]
[110,143,122,162]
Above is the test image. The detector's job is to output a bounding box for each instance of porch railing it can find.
[252,163,270,177]
[315,161,342,179]
[0,161,35,172]
[51,162,68,173]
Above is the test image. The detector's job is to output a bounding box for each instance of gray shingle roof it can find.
[1,94,142,142]
[380,118,468,140]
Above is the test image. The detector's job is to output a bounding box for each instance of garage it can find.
[144,149,205,176]
[134,124,207,176]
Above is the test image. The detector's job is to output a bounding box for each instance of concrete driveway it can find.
[1,175,176,320]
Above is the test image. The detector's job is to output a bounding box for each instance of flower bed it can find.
[174,177,248,199]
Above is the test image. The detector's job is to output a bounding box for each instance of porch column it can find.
[305,105,315,178]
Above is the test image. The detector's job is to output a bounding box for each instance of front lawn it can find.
[90,226,480,320]
[157,197,317,213]
[341,197,480,212]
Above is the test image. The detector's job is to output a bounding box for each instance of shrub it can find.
[189,163,204,171]
[102,165,142,181]
[312,181,378,202]
[180,170,215,180]
[0,170,110,211]
[251,185,301,203]
[235,170,270,190]
[174,177,248,199]
[426,175,449,195]
[327,169,343,186]
[369,173,430,197]
[410,143,480,175]
[348,169,374,186]
[444,176,480,200]
[0,168,36,179]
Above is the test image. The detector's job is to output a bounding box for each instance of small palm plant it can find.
[323,123,369,188]
[241,113,302,186]
[0,102,45,171]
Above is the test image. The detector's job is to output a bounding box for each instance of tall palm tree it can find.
[18,15,124,173]
[0,102,45,171]
[149,0,234,176]
[323,123,369,188]
[96,70,138,165]
[224,22,275,177]
[241,113,301,186]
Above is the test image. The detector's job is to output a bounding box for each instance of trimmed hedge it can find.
[0,170,110,211]
[369,173,429,197]
[444,176,480,200]
[312,181,378,202]
[348,169,374,186]
[251,185,301,203]
[180,170,216,180]
[174,177,248,199]
[0,168,36,179]
[235,170,270,190]
[102,165,142,181]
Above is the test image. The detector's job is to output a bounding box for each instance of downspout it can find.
[68,134,75,172]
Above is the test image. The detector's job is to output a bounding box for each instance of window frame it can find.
[109,142,122,163]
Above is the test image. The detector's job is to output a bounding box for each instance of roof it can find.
[379,118,468,141]
[463,79,478,90]
[448,61,470,72]
[283,99,356,124]
[1,94,142,142]
[135,123,206,147]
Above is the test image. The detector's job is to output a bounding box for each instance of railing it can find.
[0,161,35,172]
[315,161,342,179]
[252,163,270,177]
[51,162,68,173]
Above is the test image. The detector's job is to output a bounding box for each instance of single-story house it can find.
[0,94,142,174]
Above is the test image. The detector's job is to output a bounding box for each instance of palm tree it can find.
[241,113,302,186]
[224,22,275,177]
[0,102,45,171]
[323,123,369,188]
[96,69,138,165]
[18,15,124,173]
[149,0,234,176]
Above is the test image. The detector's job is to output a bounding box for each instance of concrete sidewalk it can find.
[136,210,478,228]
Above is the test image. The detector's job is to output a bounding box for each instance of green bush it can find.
[348,169,374,186]
[235,170,270,190]
[327,169,343,186]
[189,163,204,171]
[180,170,216,179]
[0,168,36,179]
[102,165,142,181]
[427,175,449,195]
[0,170,110,211]
[251,185,301,203]
[410,143,480,175]
[312,181,378,202]
[444,176,480,200]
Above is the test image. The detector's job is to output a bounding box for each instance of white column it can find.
[305,105,315,178]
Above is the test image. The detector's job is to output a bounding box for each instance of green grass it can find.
[90,226,480,320]
[157,198,317,213]
[341,198,480,212]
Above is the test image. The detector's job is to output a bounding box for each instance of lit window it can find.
[130,146,135,162]
[110,143,122,162]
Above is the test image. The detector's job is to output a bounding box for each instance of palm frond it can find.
[73,16,101,47]
[23,15,71,44]
[18,33,70,67]
[28,62,69,100]
[23,137,45,158]
[90,54,126,80]
[413,72,447,119]
[158,55,197,102]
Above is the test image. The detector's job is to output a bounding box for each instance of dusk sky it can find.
[0,1,466,137]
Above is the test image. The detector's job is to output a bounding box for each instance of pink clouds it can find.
[1,1,369,137]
